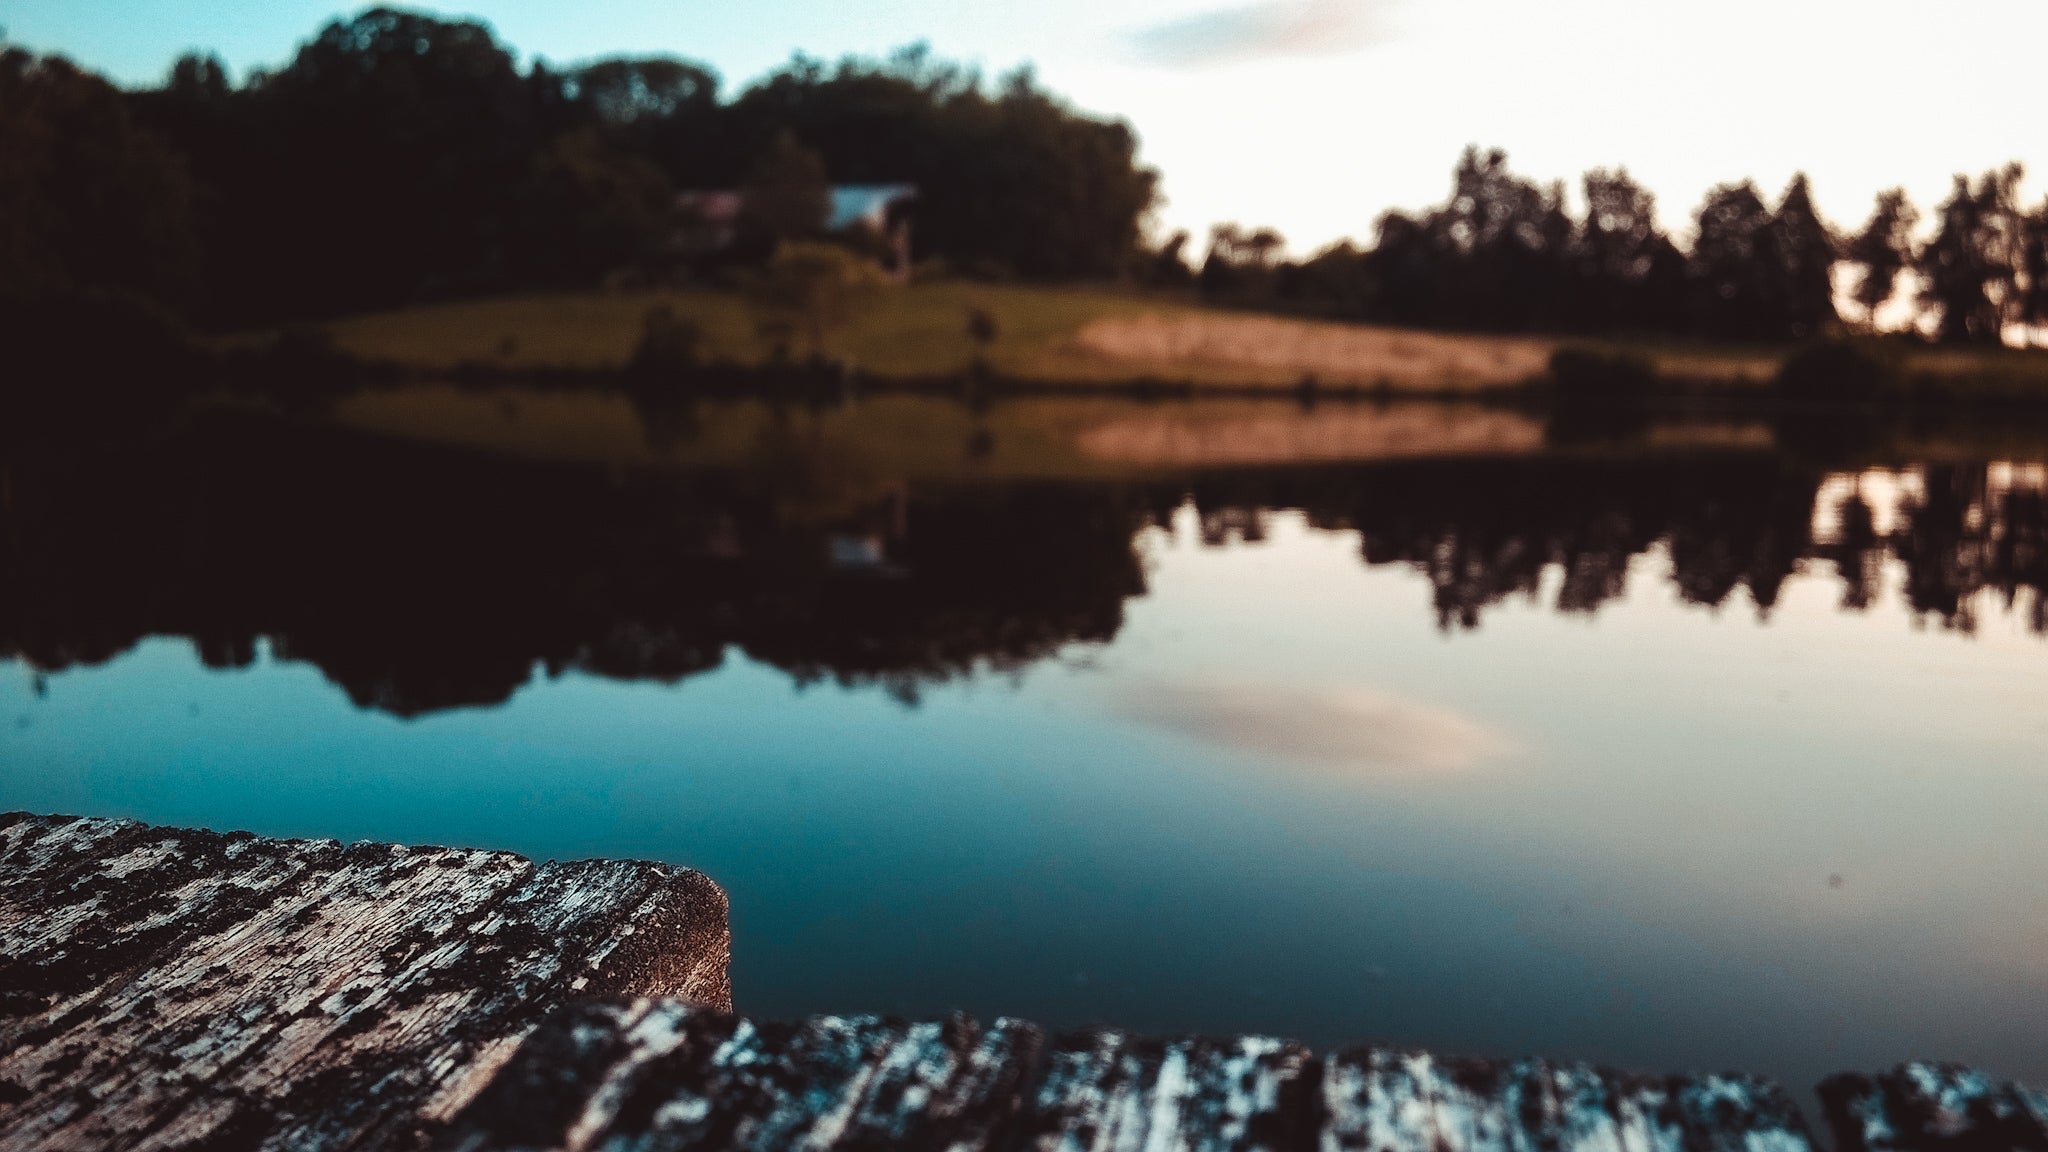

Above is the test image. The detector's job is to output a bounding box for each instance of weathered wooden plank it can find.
[1320,1049,1814,1152]
[1021,1029,1316,1152]
[0,813,730,1152]
[6,811,2010,1152]
[444,1000,1042,1152]
[443,1003,1816,1152]
[1820,1064,2048,1152]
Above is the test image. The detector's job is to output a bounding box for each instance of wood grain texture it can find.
[444,999,1041,1152]
[0,812,730,1152]
[1022,1030,1315,1152]
[442,1003,1819,1152]
[1820,1063,2048,1152]
[8,810,2033,1152]
[1321,1049,1812,1152]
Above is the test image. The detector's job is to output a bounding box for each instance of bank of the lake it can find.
[313,282,2048,397]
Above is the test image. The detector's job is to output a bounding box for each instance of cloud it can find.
[1128,0,1395,68]
[1114,678,1516,774]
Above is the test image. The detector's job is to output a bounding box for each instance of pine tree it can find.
[1689,182,1776,339]
[1847,188,1917,332]
[1769,173,1839,339]
[2021,200,2048,347]
[1919,168,2022,344]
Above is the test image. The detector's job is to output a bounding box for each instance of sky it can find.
[8,0,2046,254]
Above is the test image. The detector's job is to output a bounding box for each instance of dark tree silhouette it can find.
[1768,174,1840,340]
[2019,198,2048,347]
[1847,188,1918,332]
[718,52,1157,280]
[1919,167,2023,344]
[739,129,831,247]
[1147,230,1196,287]
[1689,181,1780,339]
[1199,223,1287,301]
[109,20,1162,322]
[1206,150,1869,343]
[0,47,198,306]
[1430,146,1576,332]
[1575,168,1685,333]
[571,57,720,130]
[240,9,550,315]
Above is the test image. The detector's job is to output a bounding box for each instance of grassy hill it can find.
[319,281,1579,391]
[320,280,2048,394]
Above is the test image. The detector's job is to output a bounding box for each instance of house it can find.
[675,184,918,279]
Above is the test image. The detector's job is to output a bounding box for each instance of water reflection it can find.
[1296,458,2046,634]
[1116,679,1517,774]
[5,398,2048,1096]
[5,407,2048,717]
[0,415,1144,713]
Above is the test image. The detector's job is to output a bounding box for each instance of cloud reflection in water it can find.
[1115,678,1516,773]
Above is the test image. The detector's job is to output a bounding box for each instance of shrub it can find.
[630,305,704,373]
[743,242,887,361]
[1548,348,1658,401]
[1773,340,1904,403]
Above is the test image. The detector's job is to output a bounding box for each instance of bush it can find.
[743,243,888,361]
[1548,348,1658,401]
[1773,340,1904,403]
[630,305,705,373]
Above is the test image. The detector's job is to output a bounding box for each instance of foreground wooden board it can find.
[1821,1063,2048,1152]
[1322,1049,1811,1152]
[445,1000,1817,1152]
[0,813,730,1152]
[441,1001,1040,1152]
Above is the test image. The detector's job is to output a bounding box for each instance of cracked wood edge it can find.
[443,1002,1823,1152]
[0,812,730,1152]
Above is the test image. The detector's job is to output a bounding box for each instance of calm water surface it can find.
[3,400,2044,1097]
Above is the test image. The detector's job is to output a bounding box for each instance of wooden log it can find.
[1820,1064,2048,1152]
[0,812,730,1152]
[442,999,1041,1152]
[441,1002,1816,1152]
[1020,1029,1316,1151]
[1321,1049,1815,1152]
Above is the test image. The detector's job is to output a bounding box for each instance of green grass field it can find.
[321,279,2048,394]
[325,282,1215,381]
[323,281,1567,391]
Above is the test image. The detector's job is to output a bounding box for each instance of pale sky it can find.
[9,0,2044,253]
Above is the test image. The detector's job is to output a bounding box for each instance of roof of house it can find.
[828,185,917,232]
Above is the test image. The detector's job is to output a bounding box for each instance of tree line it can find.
[1176,147,2048,345]
[1,9,1157,326]
[6,9,2046,347]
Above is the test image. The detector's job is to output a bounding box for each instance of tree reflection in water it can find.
[4,413,2046,717]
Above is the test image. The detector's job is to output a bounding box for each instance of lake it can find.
[3,393,2044,1099]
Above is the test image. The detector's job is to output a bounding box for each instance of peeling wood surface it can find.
[0,812,730,1152]
[1821,1063,2048,1152]
[1321,1049,1811,1152]
[1026,1030,1315,1152]
[443,1001,1040,1152]
[444,1000,1819,1152]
